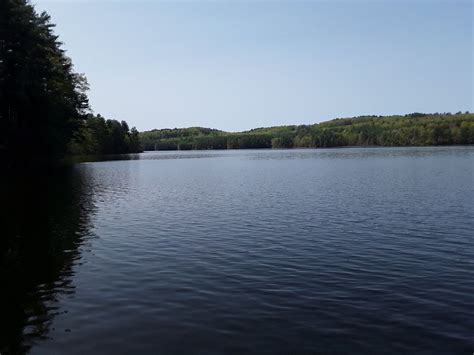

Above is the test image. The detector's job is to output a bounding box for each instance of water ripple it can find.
[5,147,473,354]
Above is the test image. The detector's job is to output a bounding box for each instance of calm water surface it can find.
[1,147,473,354]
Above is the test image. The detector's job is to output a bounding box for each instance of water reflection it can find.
[65,153,143,164]
[0,166,94,354]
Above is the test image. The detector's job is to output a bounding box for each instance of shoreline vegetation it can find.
[141,112,474,151]
[1,0,142,167]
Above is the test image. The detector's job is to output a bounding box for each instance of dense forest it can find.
[0,0,141,164]
[140,112,474,151]
[67,114,141,155]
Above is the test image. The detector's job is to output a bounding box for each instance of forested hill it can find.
[140,112,474,151]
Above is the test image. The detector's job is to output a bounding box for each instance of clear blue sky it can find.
[35,0,473,132]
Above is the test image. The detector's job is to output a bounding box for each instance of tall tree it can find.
[0,0,89,161]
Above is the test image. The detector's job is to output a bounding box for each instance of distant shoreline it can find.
[140,112,474,151]
[142,144,474,153]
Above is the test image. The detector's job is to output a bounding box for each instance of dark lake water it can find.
[1,147,473,354]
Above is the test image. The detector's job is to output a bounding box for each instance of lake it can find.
[1,147,473,354]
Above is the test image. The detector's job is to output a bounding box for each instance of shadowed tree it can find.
[0,0,89,162]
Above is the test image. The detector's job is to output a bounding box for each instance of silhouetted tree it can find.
[0,0,89,161]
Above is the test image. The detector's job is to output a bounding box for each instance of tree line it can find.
[67,114,141,155]
[0,0,141,165]
[140,112,474,151]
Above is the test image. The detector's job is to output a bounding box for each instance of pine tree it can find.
[0,0,89,160]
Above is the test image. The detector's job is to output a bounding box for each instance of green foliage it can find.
[271,135,294,149]
[140,127,224,150]
[68,114,142,155]
[226,135,272,149]
[140,113,474,151]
